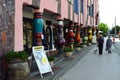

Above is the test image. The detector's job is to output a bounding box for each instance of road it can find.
[60,37,120,80]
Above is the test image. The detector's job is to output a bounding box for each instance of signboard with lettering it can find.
[32,46,53,78]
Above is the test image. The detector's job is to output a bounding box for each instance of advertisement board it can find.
[32,46,53,78]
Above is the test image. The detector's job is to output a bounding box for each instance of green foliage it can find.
[80,43,87,45]
[98,23,109,35]
[6,51,28,61]
[110,25,120,34]
[64,47,73,52]
[48,56,55,61]
[76,44,82,47]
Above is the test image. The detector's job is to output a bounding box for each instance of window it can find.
[91,4,94,17]
[74,0,79,14]
[87,6,91,15]
[80,0,84,13]
[23,18,33,54]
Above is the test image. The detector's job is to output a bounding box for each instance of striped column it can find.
[34,12,44,46]
[56,19,65,54]
[68,22,75,49]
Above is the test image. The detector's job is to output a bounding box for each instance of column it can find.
[56,18,65,54]
[34,12,44,46]
[68,22,75,49]
[75,24,81,46]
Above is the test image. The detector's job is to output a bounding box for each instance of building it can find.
[0,0,99,79]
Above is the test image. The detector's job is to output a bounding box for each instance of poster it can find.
[32,46,53,78]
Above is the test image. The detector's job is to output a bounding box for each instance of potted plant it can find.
[80,43,87,48]
[64,47,73,57]
[6,51,28,62]
[47,56,55,67]
[6,50,30,80]
[76,44,82,51]
[88,42,92,46]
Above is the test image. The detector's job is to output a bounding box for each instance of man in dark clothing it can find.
[106,36,112,53]
[97,34,104,55]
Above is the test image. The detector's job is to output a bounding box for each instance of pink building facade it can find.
[14,0,99,52]
[0,0,99,78]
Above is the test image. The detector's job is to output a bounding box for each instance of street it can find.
[60,37,120,80]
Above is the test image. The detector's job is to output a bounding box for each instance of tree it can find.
[110,25,120,34]
[98,23,109,36]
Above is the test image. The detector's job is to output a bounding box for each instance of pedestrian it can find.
[97,34,104,55]
[94,33,100,53]
[106,36,112,53]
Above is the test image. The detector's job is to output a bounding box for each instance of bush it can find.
[6,51,28,61]
[48,56,55,61]
[64,47,73,52]
[76,44,82,47]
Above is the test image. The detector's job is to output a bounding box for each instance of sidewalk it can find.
[28,44,95,80]
[60,38,120,80]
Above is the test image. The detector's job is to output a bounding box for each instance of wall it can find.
[0,0,15,79]
[40,0,58,13]
[61,0,68,19]
[14,0,32,51]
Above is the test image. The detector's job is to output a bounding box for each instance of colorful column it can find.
[68,22,75,49]
[75,24,81,45]
[34,12,44,46]
[88,28,92,43]
[56,19,65,54]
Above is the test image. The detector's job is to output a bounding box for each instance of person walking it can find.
[94,33,100,53]
[97,34,104,55]
[106,36,112,53]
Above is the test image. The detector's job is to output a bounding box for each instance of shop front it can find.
[23,5,33,55]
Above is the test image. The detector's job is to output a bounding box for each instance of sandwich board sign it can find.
[32,46,53,78]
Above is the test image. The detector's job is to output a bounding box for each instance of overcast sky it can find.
[99,0,120,29]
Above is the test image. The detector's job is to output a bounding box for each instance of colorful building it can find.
[0,0,99,79]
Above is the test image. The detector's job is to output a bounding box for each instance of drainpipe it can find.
[33,12,44,46]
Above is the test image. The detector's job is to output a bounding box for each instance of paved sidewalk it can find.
[28,45,95,80]
[60,39,120,80]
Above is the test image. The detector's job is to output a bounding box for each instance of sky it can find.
[99,0,120,29]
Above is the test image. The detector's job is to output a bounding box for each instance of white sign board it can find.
[32,46,53,78]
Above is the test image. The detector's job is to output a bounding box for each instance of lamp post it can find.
[115,17,116,36]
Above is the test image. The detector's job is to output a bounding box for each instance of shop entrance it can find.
[23,5,33,55]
